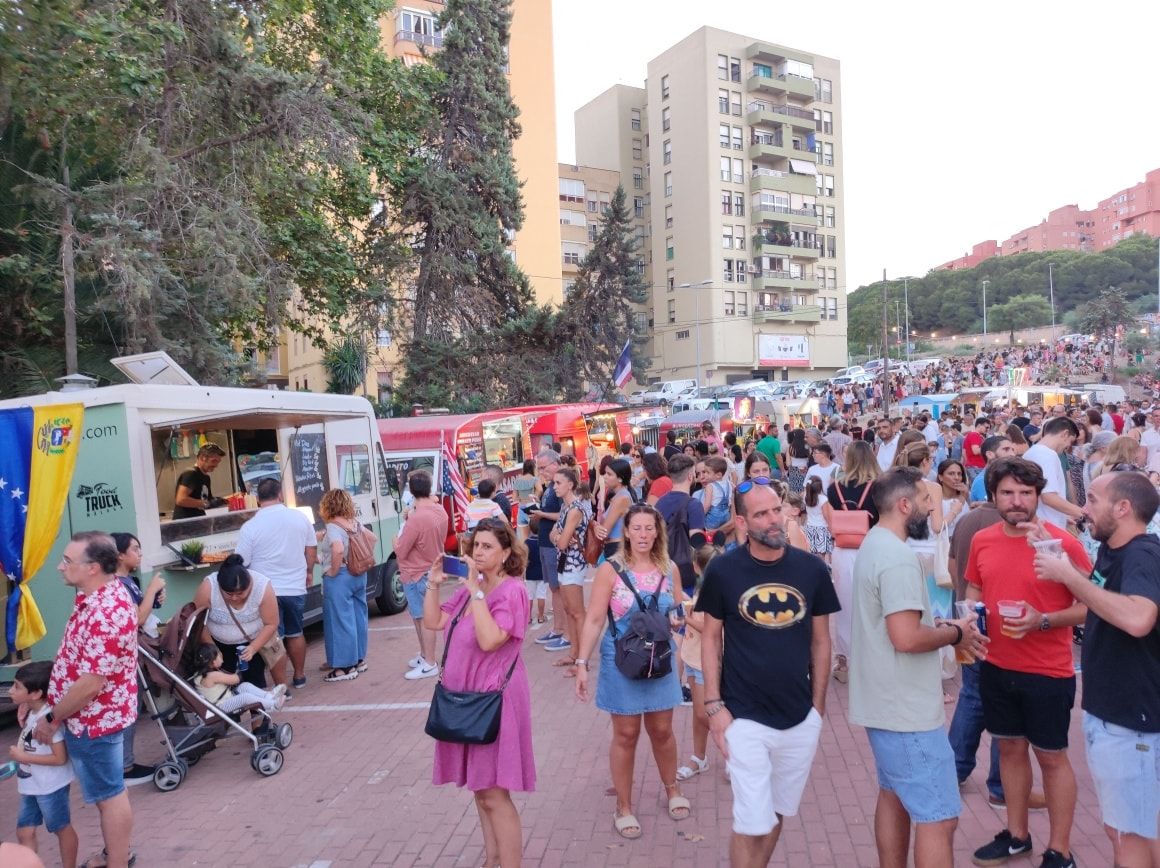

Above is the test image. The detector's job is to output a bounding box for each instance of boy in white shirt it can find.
[465,479,505,530]
[9,660,78,868]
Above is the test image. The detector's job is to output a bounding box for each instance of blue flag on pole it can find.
[613,341,632,389]
[0,408,33,652]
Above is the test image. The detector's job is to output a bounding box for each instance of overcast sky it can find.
[551,0,1160,293]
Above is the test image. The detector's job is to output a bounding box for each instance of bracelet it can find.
[704,698,723,705]
[948,623,963,646]
[574,659,590,670]
[706,702,728,718]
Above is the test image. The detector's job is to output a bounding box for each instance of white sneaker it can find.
[407,655,425,669]
[270,684,288,711]
[404,663,439,680]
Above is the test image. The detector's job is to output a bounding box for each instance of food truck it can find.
[0,353,405,661]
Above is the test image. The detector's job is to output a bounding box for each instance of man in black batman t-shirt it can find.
[697,480,839,866]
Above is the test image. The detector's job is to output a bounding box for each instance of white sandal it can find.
[675,755,709,781]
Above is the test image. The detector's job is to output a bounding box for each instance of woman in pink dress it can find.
[423,518,534,868]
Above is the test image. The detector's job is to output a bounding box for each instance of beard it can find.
[905,513,930,540]
[998,506,1033,527]
[1089,515,1115,543]
[749,525,787,550]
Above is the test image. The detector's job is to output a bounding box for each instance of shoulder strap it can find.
[436,592,520,690]
[224,601,255,644]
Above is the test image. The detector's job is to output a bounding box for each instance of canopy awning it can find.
[148,407,368,432]
[789,159,818,175]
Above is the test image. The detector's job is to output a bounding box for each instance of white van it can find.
[632,378,697,406]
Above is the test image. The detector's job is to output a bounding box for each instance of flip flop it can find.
[613,812,642,839]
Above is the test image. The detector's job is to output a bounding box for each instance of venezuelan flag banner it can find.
[0,404,83,652]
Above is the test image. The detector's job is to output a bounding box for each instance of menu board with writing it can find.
[290,433,330,520]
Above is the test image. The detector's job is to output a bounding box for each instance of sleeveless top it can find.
[205,570,272,645]
[606,489,632,541]
[194,673,231,704]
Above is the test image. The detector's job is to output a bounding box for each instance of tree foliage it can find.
[0,0,429,393]
[846,236,1160,353]
[987,293,1053,343]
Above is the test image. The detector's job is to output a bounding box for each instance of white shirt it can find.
[876,436,899,471]
[234,503,317,596]
[1141,427,1160,472]
[804,462,838,493]
[1024,443,1070,529]
[923,421,940,443]
[18,706,75,796]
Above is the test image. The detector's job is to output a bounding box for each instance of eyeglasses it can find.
[60,556,94,567]
[736,476,772,495]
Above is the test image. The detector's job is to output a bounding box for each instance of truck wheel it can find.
[376,558,406,616]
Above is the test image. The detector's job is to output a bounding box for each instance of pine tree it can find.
[558,186,649,398]
[396,0,530,396]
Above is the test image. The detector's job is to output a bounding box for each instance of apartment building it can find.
[283,0,562,399]
[576,27,846,386]
[557,163,633,295]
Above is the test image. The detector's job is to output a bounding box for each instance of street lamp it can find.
[981,279,990,336]
[677,279,711,387]
[900,276,920,364]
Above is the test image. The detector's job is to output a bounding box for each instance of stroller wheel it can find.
[275,723,293,749]
[153,760,186,792]
[251,745,284,777]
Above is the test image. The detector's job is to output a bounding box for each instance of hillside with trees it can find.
[846,235,1160,354]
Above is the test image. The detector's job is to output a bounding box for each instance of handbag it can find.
[831,482,872,549]
[933,527,953,589]
[583,515,602,565]
[424,597,518,745]
[224,602,286,669]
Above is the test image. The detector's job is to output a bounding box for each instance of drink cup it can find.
[236,644,249,672]
[953,601,976,663]
[997,600,1026,638]
[1030,538,1064,559]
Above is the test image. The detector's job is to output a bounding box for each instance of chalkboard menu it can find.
[290,433,330,522]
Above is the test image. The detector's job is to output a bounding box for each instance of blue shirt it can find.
[969,472,987,503]
[537,483,561,547]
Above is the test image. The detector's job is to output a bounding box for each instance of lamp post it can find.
[678,279,711,387]
[981,279,990,336]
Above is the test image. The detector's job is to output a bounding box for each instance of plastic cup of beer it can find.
[1031,537,1065,571]
[997,600,1026,638]
[953,601,976,663]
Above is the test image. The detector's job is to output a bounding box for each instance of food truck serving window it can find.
[482,417,523,472]
[336,444,372,494]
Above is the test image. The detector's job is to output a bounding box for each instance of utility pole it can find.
[903,277,912,363]
[1048,263,1057,343]
[981,279,989,337]
[882,269,890,417]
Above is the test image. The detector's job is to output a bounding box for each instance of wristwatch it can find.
[44,710,55,725]
[472,589,485,601]
[1039,614,1051,632]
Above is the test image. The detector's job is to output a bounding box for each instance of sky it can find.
[551,0,1160,293]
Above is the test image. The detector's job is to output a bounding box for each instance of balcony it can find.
[395,29,443,48]
[747,71,815,101]
[749,167,816,196]
[748,138,815,166]
[751,201,816,225]
[753,303,821,324]
[752,270,816,291]
[753,235,821,259]
[746,101,816,132]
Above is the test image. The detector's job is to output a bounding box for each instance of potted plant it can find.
[180,540,204,565]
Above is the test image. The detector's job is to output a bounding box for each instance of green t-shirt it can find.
[756,435,781,465]
[849,526,945,732]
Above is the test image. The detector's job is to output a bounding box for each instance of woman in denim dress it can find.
[574,503,689,841]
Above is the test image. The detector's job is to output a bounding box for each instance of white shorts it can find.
[725,709,824,836]
[559,568,587,587]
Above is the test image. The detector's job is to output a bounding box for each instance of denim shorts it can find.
[866,727,960,824]
[17,784,72,833]
[538,545,560,591]
[276,594,306,638]
[1083,712,1160,839]
[63,729,125,804]
[402,576,428,619]
[686,664,704,686]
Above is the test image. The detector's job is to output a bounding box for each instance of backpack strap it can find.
[607,562,650,638]
[838,481,872,511]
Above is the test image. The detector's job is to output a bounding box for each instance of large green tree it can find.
[988,293,1053,343]
[557,186,649,399]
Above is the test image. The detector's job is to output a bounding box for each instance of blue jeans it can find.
[63,729,125,804]
[323,567,368,669]
[948,660,1002,799]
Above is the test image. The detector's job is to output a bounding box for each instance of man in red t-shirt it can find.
[962,417,991,484]
[965,458,1089,868]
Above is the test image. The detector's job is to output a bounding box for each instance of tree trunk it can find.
[60,130,78,376]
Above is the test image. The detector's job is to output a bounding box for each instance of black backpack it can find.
[665,495,695,590]
[607,565,673,680]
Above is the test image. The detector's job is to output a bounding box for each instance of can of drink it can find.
[511,501,520,526]
[974,602,988,637]
[236,645,249,672]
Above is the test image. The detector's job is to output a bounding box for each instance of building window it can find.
[732,126,744,150]
[724,289,735,313]
[823,142,834,166]
[724,261,735,283]
[630,108,641,130]
[587,198,598,212]
[397,10,442,46]
[824,174,835,197]
[817,78,833,103]
[737,291,749,316]
[588,223,598,242]
[600,191,611,212]
[717,54,729,80]
[558,178,584,203]
[722,225,734,249]
[734,193,745,216]
[667,269,675,291]
[668,299,677,323]
[633,168,643,189]
[720,155,731,181]
[719,124,730,148]
[633,312,648,333]
[823,111,833,134]
[666,237,674,261]
[735,225,746,250]
[662,139,672,164]
[732,157,744,183]
[824,206,835,228]
[736,258,747,283]
[731,91,742,116]
[662,107,671,131]
[721,191,733,215]
[753,62,772,79]
[718,88,729,114]
[633,196,645,218]
[730,57,742,82]
[661,74,670,99]
[632,138,642,160]
[665,205,673,228]
[813,109,822,132]
[664,172,673,197]
[676,329,690,340]
[562,241,586,265]
[824,297,838,320]
[827,235,837,258]
[559,209,586,226]
[827,266,837,289]
[563,280,576,298]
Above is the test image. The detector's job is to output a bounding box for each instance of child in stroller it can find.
[192,645,286,714]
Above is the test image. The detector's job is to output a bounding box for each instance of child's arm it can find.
[205,670,240,687]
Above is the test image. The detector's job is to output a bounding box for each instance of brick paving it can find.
[0,601,1112,867]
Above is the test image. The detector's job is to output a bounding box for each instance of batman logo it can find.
[738,584,807,629]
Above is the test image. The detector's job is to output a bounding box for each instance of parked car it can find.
[634,378,698,406]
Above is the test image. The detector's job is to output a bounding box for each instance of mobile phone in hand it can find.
[442,554,471,579]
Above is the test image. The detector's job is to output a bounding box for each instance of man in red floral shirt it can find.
[35,531,137,868]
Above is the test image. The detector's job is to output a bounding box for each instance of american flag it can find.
[441,438,469,532]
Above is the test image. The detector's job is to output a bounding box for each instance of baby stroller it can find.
[137,603,293,792]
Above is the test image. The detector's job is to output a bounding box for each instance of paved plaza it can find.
[0,597,1113,867]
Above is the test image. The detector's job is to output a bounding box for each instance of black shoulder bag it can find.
[424,596,519,745]
[607,564,674,680]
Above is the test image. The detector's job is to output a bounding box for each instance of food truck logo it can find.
[36,417,75,457]
[75,482,124,516]
[738,584,806,629]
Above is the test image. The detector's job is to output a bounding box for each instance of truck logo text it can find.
[75,482,123,516]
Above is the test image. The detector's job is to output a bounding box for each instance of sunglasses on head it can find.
[736,476,772,494]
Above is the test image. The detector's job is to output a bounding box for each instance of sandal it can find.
[666,793,692,821]
[81,849,138,868]
[552,656,577,668]
[832,655,849,684]
[356,659,369,673]
[324,666,359,682]
[612,811,642,839]
[676,755,709,781]
[536,616,547,624]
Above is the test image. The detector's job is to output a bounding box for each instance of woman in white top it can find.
[936,459,970,539]
[193,554,282,689]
